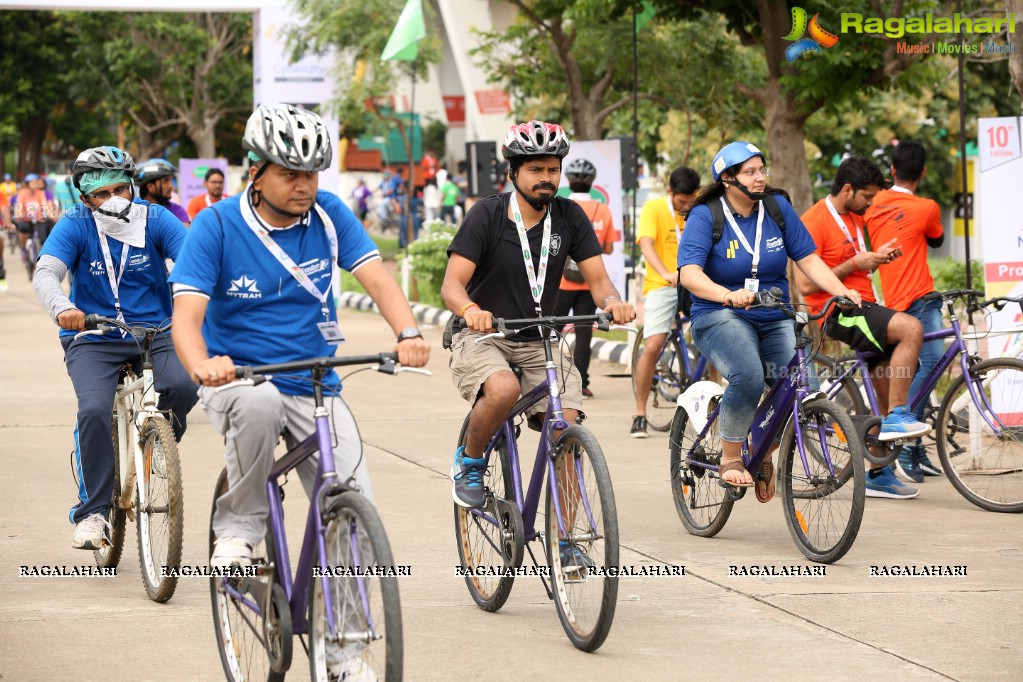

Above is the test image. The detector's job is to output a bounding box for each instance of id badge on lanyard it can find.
[510,193,553,316]
[719,197,764,292]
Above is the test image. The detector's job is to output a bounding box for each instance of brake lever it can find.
[395,367,432,376]
[73,326,111,340]
[474,331,506,343]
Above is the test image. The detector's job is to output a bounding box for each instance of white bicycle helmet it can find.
[501,121,570,161]
[71,146,136,190]
[243,104,333,172]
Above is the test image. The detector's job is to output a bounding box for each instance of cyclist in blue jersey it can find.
[678,141,861,503]
[135,159,190,226]
[170,104,429,568]
[32,146,197,550]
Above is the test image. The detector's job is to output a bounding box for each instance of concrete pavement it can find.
[1,269,1021,681]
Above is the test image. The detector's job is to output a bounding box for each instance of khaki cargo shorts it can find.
[449,329,584,417]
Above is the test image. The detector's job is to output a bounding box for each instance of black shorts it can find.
[824,303,897,367]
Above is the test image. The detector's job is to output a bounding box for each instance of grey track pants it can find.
[200,381,373,545]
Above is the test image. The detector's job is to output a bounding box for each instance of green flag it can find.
[381,0,426,62]
[636,1,656,32]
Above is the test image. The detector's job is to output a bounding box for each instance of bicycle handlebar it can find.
[473,312,637,343]
[234,352,432,381]
[753,287,853,322]
[79,314,172,338]
[923,289,985,303]
[977,295,1023,314]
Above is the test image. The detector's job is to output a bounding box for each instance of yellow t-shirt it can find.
[636,195,685,295]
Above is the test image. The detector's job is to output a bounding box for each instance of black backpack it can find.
[677,193,786,316]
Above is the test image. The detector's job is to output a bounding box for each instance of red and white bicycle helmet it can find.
[501,121,570,161]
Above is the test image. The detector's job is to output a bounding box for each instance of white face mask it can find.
[93,196,147,248]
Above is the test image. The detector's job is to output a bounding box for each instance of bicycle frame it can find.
[113,357,162,518]
[823,312,1008,435]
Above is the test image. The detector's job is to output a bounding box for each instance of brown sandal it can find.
[718,459,754,488]
[755,459,776,503]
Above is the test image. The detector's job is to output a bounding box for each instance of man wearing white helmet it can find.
[441,120,635,519]
[170,104,429,569]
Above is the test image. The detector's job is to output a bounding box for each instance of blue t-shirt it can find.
[40,201,186,339]
[678,195,816,322]
[168,190,380,396]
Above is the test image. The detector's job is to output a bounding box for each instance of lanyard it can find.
[719,197,765,277]
[510,193,552,315]
[97,232,131,332]
[825,196,866,253]
[666,196,682,245]
[241,192,338,321]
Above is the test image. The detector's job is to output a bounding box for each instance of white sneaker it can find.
[210,537,253,567]
[72,513,111,550]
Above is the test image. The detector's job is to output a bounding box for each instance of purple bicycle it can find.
[453,312,627,652]
[210,352,427,681]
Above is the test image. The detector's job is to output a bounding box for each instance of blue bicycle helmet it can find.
[711,141,765,182]
[134,158,177,185]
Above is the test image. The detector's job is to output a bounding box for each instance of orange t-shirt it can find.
[864,187,943,312]
[186,193,227,221]
[561,196,618,291]
[801,197,876,314]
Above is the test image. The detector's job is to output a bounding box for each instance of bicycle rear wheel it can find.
[779,398,865,564]
[668,406,733,537]
[453,414,523,612]
[209,468,285,682]
[546,425,618,652]
[93,409,127,569]
[631,331,692,432]
[936,358,1023,513]
[309,491,402,681]
[136,417,183,602]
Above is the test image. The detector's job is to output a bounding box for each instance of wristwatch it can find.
[397,326,423,343]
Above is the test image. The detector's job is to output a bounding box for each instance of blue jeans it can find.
[691,309,797,442]
[905,296,944,421]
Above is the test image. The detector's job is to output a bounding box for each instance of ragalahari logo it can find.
[784,7,839,61]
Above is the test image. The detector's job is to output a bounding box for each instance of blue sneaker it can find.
[450,446,486,508]
[865,466,919,499]
[878,406,932,442]
[559,540,595,574]
[895,445,924,483]
[918,451,943,476]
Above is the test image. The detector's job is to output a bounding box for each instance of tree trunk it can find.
[1009,0,1023,106]
[190,122,217,159]
[763,83,813,213]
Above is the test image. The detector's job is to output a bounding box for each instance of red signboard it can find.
[443,95,466,127]
[474,89,511,115]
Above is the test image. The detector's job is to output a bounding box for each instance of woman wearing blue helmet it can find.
[678,141,861,501]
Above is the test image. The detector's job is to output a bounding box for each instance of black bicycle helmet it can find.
[71,146,136,191]
[134,158,177,185]
[501,121,570,162]
[565,157,597,185]
[243,104,333,172]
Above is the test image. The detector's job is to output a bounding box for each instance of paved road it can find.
[1,269,1020,681]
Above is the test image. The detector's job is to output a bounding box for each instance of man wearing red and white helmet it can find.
[441,120,635,513]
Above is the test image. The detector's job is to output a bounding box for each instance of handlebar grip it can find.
[923,291,943,301]
[84,313,108,330]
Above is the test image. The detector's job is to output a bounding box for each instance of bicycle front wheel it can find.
[94,409,127,569]
[779,398,865,564]
[136,417,183,602]
[209,469,284,682]
[669,406,733,537]
[310,491,402,681]
[936,358,1023,513]
[546,425,618,652]
[453,414,523,612]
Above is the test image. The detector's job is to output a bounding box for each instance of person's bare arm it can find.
[441,252,494,332]
[639,236,676,286]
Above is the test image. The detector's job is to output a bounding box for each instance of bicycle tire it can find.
[631,329,690,432]
[135,417,183,602]
[209,468,285,682]
[668,406,733,537]
[779,398,865,564]
[93,409,127,569]
[814,354,867,416]
[309,491,403,681]
[453,414,523,612]
[546,425,618,652]
[936,358,1023,513]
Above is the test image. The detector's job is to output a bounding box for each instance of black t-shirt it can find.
[448,193,603,339]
